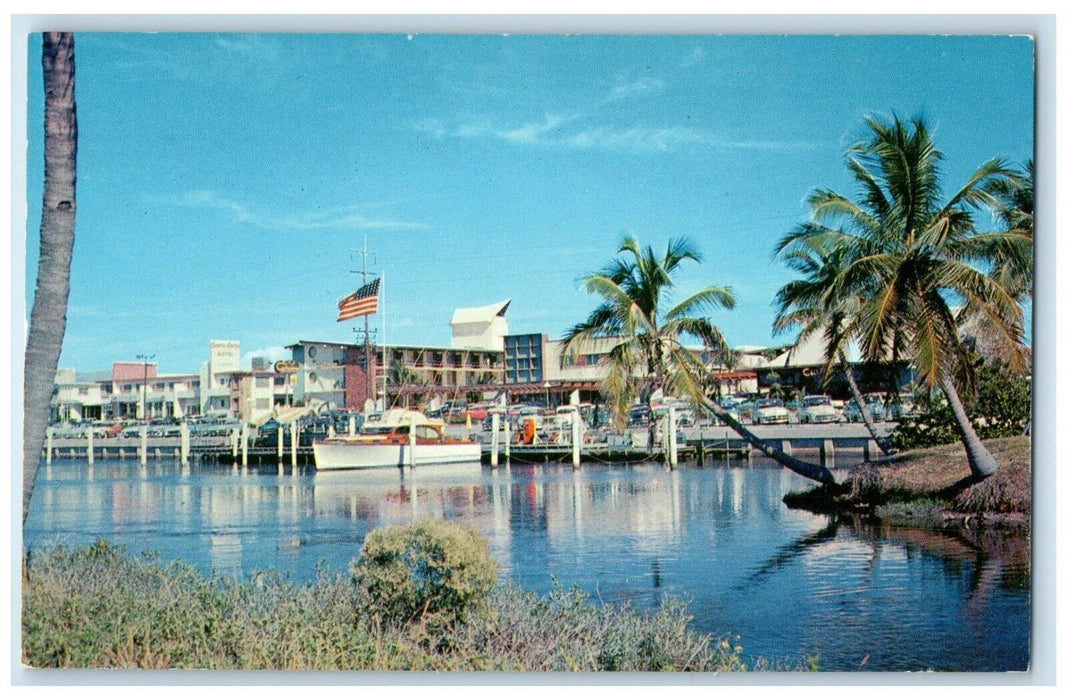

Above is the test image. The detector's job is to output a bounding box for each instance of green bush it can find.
[891,363,1030,451]
[351,519,497,629]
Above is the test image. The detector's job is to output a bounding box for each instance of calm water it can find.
[24,457,1030,672]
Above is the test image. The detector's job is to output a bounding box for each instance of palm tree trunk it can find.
[839,354,893,456]
[702,399,836,485]
[23,32,77,524]
[940,373,998,479]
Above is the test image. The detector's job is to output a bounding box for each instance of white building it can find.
[199,340,240,415]
[450,300,511,351]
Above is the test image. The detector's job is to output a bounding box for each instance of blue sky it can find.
[24,33,1034,375]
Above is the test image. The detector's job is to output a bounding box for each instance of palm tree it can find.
[774,236,894,456]
[563,236,837,485]
[988,158,1034,302]
[24,32,77,523]
[777,115,1027,479]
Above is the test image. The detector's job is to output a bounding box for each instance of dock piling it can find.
[490,413,500,468]
[503,416,511,465]
[180,422,189,465]
[241,423,248,467]
[278,422,284,462]
[140,424,148,466]
[86,428,94,466]
[46,427,53,466]
[571,414,581,469]
[291,420,298,468]
[667,406,678,469]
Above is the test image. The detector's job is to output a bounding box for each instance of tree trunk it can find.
[702,399,836,485]
[839,355,893,456]
[23,32,77,524]
[940,373,998,479]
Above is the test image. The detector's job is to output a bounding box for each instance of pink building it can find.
[112,361,158,383]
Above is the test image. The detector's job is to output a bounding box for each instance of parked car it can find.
[797,395,842,423]
[752,397,791,425]
[844,394,887,423]
[887,393,917,420]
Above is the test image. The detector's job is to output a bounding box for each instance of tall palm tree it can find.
[988,158,1034,302]
[563,236,837,485]
[773,237,894,456]
[24,32,77,523]
[777,115,1027,479]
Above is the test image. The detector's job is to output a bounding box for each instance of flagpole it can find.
[361,239,371,403]
[380,271,387,409]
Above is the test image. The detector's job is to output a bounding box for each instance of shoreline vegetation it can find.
[784,436,1031,530]
[22,532,779,672]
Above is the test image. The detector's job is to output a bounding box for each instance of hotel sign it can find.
[274,360,300,373]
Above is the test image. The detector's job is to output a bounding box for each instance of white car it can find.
[752,397,791,425]
[798,395,841,423]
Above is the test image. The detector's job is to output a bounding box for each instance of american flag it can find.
[337,278,380,322]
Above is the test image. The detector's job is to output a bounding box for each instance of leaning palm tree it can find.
[563,235,836,485]
[777,115,1027,479]
[773,237,894,456]
[24,32,77,523]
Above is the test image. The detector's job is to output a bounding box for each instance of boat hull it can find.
[313,439,481,470]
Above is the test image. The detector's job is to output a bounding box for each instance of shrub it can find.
[351,519,497,629]
[891,363,1030,451]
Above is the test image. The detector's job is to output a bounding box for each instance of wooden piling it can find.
[291,420,298,468]
[667,406,678,469]
[46,427,53,465]
[278,422,284,462]
[490,413,500,468]
[571,413,581,469]
[503,416,511,464]
[86,428,94,466]
[140,424,148,466]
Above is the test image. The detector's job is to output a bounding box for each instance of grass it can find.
[22,540,770,672]
[784,436,1031,529]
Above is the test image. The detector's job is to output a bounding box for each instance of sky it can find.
[23,32,1035,376]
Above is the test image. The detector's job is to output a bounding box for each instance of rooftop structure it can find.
[450,300,510,351]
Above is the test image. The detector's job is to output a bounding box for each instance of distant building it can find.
[222,369,291,422]
[199,340,240,415]
[287,340,349,410]
[450,300,510,351]
[759,333,915,397]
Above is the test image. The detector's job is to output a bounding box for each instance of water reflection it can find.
[24,458,1028,671]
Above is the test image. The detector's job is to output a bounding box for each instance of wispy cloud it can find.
[416,116,819,154]
[175,191,429,231]
[601,76,664,104]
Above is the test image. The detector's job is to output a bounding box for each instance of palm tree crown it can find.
[561,235,735,424]
[776,115,1026,390]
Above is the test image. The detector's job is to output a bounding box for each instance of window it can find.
[255,376,270,389]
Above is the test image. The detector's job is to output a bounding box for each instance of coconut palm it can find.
[988,158,1034,301]
[774,236,894,456]
[24,32,77,523]
[777,115,1027,479]
[563,235,837,484]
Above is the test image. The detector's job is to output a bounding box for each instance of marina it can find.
[42,420,887,468]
